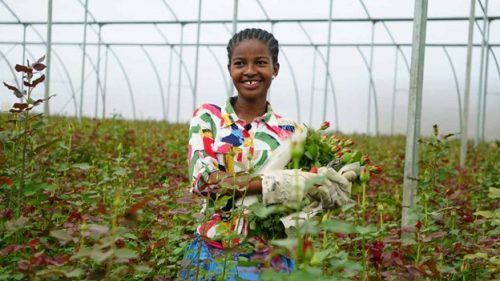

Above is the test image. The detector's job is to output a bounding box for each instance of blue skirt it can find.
[179,235,295,281]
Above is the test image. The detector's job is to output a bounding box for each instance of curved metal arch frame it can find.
[205,46,231,97]
[251,2,303,124]
[108,46,137,119]
[140,45,167,121]
[297,22,339,131]
[29,25,78,115]
[355,45,379,135]
[0,48,20,89]
[153,24,195,113]
[1,0,498,129]
[442,46,463,131]
[489,47,500,90]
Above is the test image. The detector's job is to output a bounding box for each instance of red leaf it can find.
[127,196,153,215]
[0,176,14,186]
[13,103,28,110]
[32,74,45,88]
[17,260,30,271]
[115,238,125,248]
[35,55,45,64]
[415,220,422,231]
[9,108,22,113]
[66,211,82,223]
[96,201,107,214]
[426,231,447,240]
[3,82,23,98]
[28,239,40,254]
[32,63,46,71]
[1,244,24,256]
[14,64,32,73]
[32,99,44,106]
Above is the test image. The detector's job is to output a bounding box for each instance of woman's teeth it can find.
[244,81,258,85]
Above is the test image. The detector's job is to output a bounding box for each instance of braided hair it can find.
[226,28,279,65]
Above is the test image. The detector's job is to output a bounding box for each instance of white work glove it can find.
[306,167,355,209]
[261,169,324,207]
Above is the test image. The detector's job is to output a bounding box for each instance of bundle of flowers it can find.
[247,121,382,239]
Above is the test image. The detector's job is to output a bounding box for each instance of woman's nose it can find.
[243,63,257,75]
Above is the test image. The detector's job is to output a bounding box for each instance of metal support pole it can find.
[309,47,318,126]
[366,21,377,135]
[475,0,488,144]
[460,0,476,168]
[232,0,239,34]
[322,0,333,122]
[94,24,102,118]
[102,45,109,119]
[167,46,173,121]
[79,0,89,119]
[21,24,27,93]
[480,17,491,142]
[193,0,202,110]
[44,0,53,116]
[229,0,239,96]
[391,47,399,135]
[401,0,428,233]
[176,24,185,123]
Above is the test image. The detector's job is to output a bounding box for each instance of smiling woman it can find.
[180,28,300,281]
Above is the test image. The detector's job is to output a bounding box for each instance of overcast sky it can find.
[1,0,499,140]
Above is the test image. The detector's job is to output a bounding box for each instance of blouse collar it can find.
[221,96,279,128]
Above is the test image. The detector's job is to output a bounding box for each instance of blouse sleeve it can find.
[187,108,220,195]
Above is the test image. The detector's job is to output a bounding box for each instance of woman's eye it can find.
[233,61,244,66]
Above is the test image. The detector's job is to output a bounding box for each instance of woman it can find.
[181,28,303,281]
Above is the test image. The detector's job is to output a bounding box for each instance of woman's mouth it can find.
[241,80,261,90]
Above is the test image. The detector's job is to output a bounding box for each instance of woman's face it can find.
[228,39,279,102]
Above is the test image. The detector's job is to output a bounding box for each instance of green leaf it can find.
[474,210,494,218]
[133,265,151,272]
[437,265,457,274]
[321,220,355,234]
[341,203,356,212]
[301,220,319,235]
[488,187,500,199]
[31,119,48,130]
[400,237,417,245]
[310,250,332,265]
[270,238,297,251]
[464,252,488,260]
[114,248,138,259]
[72,163,90,170]
[42,184,59,192]
[248,202,279,218]
[50,229,74,243]
[355,225,377,235]
[65,269,83,278]
[123,233,138,240]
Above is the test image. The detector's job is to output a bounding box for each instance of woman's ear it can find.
[273,63,280,78]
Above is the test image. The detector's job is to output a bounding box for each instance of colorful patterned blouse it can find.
[188,97,304,248]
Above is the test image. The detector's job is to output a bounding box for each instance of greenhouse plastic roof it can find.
[1,0,499,140]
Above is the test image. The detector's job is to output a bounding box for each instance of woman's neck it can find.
[233,96,267,124]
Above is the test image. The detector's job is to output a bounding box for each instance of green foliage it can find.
[0,109,498,280]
